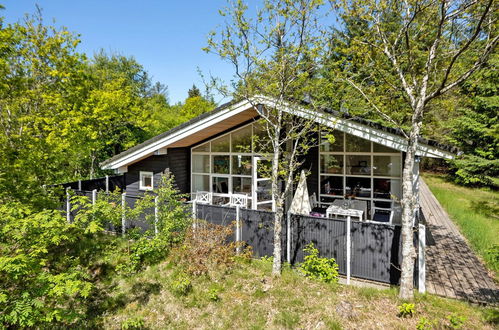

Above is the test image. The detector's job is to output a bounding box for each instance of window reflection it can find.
[232,155,252,175]
[346,155,371,175]
[212,155,230,174]
[345,177,371,198]
[320,155,343,174]
[320,176,343,196]
[373,156,401,177]
[212,177,229,194]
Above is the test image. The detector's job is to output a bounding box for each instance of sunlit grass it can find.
[423,173,499,278]
[100,258,495,329]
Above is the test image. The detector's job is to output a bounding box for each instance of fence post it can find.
[286,211,291,264]
[192,200,197,230]
[105,175,109,193]
[121,192,126,237]
[236,205,241,254]
[92,189,97,205]
[78,180,82,191]
[66,188,71,223]
[154,196,159,236]
[346,215,351,285]
[418,223,426,293]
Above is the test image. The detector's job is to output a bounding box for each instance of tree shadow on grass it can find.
[85,280,162,327]
[469,200,499,219]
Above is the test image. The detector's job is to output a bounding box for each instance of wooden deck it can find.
[420,179,498,305]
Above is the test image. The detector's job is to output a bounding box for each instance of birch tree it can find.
[334,0,498,299]
[205,0,331,275]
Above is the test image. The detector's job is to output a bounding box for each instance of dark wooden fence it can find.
[195,204,402,285]
[64,193,404,285]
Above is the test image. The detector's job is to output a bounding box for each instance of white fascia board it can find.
[102,99,253,170]
[257,97,454,159]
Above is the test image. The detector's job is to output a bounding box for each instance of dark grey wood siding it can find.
[300,145,319,197]
[124,147,190,196]
[167,147,190,194]
[125,155,169,196]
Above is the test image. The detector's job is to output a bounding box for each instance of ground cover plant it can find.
[101,256,496,329]
[423,173,499,278]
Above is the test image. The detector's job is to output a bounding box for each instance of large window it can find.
[319,131,402,224]
[191,123,272,210]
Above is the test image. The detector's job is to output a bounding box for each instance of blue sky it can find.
[2,0,237,104]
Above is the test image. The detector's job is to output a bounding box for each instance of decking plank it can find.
[420,179,498,305]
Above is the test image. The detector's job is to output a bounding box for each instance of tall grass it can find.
[423,173,499,277]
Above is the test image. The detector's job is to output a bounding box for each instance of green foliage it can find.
[121,316,145,329]
[416,317,433,330]
[0,202,98,327]
[208,288,221,302]
[0,9,216,208]
[170,272,192,297]
[397,303,415,318]
[299,243,339,283]
[116,174,191,275]
[116,237,169,276]
[131,173,191,243]
[449,156,499,187]
[447,313,466,329]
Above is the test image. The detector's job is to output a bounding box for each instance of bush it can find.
[171,222,251,277]
[131,173,191,243]
[170,272,192,297]
[208,288,221,302]
[447,313,466,329]
[416,317,432,330]
[116,236,169,275]
[299,243,339,283]
[397,303,415,318]
[121,316,145,329]
[0,202,104,327]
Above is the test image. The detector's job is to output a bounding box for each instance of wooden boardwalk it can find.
[420,179,498,305]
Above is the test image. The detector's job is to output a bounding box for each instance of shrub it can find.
[0,202,104,327]
[208,288,221,302]
[447,313,466,329]
[171,222,251,277]
[416,317,433,330]
[299,243,339,283]
[121,316,145,329]
[116,236,169,275]
[170,272,192,297]
[131,173,191,242]
[397,303,415,318]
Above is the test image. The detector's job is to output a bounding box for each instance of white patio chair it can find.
[194,191,212,205]
[223,193,248,208]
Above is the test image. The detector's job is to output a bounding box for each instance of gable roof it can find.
[101,97,457,170]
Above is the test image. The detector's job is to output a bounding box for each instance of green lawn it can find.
[423,173,499,278]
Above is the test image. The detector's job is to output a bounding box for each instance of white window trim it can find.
[190,122,275,210]
[318,130,403,225]
[139,171,154,191]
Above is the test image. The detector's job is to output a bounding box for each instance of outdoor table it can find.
[327,199,368,221]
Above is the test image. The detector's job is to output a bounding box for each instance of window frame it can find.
[139,171,154,191]
[318,130,403,224]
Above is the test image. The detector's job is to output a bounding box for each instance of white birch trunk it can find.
[399,105,423,299]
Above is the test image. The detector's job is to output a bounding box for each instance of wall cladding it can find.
[124,147,190,196]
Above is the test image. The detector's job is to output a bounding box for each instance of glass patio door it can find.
[252,157,274,211]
